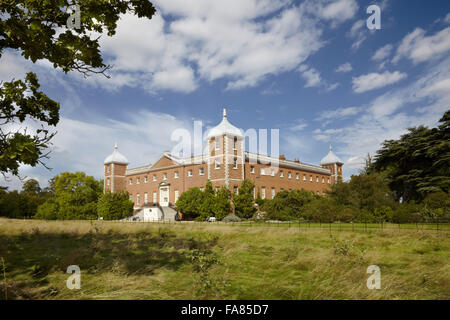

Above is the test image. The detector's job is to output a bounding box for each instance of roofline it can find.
[245,152,331,174]
[125,151,331,175]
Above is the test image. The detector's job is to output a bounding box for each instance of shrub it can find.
[303,197,338,222]
[234,179,256,219]
[222,214,241,222]
[35,199,59,220]
[214,186,231,220]
[266,189,315,221]
[35,171,103,220]
[97,191,133,220]
[176,187,205,220]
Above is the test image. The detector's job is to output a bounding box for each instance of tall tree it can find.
[21,178,41,194]
[0,0,156,177]
[36,171,103,219]
[371,110,450,201]
[234,179,256,219]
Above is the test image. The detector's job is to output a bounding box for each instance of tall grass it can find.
[0,218,448,300]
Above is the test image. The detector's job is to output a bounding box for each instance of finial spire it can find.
[329,144,332,152]
[223,108,227,118]
[114,142,118,150]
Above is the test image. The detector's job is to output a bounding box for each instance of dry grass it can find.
[0,218,448,300]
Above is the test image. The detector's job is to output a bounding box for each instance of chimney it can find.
[279,154,286,160]
[294,157,300,163]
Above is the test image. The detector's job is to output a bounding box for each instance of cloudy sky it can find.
[1,0,450,189]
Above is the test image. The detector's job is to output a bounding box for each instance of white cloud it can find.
[0,0,360,94]
[352,71,407,93]
[348,20,367,49]
[299,66,322,88]
[393,26,450,64]
[445,13,450,23]
[298,65,339,91]
[0,51,29,82]
[1,110,195,190]
[290,119,308,131]
[314,57,450,176]
[372,44,393,61]
[316,106,362,121]
[307,0,359,26]
[87,0,335,93]
[335,62,352,73]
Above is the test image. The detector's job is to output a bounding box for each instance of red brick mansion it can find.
[103,109,343,210]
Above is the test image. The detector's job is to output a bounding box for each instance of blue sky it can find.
[1,0,450,189]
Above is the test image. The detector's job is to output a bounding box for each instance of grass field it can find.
[0,218,448,300]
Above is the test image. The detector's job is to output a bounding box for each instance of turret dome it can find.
[207,108,243,139]
[320,145,343,165]
[104,143,129,165]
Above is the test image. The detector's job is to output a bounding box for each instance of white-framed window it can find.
[215,159,220,169]
[327,178,330,184]
[215,138,220,150]
[261,168,265,175]
[174,171,179,179]
[153,175,157,181]
[144,192,148,204]
[129,194,133,201]
[188,169,193,176]
[310,175,313,182]
[136,177,140,184]
[136,194,140,205]
[250,166,255,174]
[163,173,167,180]
[271,169,275,176]
[144,176,148,183]
[296,173,299,180]
[174,190,179,202]
[280,170,284,178]
[200,187,205,191]
[107,178,110,186]
[303,174,306,181]
[106,166,110,174]
[153,192,157,203]
[129,178,133,185]
[233,157,238,169]
[271,188,275,199]
[316,176,319,183]
[288,172,292,179]
[233,186,238,194]
[322,177,325,184]
[261,187,266,199]
[199,168,204,175]
[233,137,237,150]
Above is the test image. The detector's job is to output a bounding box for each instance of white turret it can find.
[320,145,343,165]
[104,143,129,165]
[207,108,243,139]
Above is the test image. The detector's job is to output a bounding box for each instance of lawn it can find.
[0,218,448,300]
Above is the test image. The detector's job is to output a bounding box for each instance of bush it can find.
[35,172,103,220]
[214,186,231,220]
[421,192,450,221]
[266,189,315,221]
[35,199,59,220]
[392,202,422,223]
[176,187,205,220]
[221,214,241,222]
[303,197,339,222]
[97,191,133,220]
[234,179,256,219]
